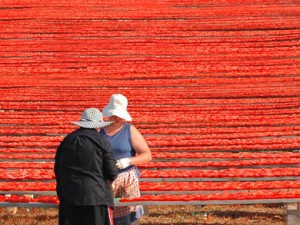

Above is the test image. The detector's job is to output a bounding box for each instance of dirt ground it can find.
[0,204,286,225]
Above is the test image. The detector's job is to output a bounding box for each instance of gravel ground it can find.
[0,204,286,225]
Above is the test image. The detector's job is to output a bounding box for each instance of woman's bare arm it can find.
[130,125,152,165]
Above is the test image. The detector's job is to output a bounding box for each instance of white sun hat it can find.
[102,94,132,121]
[72,108,113,128]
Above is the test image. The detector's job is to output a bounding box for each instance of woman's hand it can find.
[116,158,131,169]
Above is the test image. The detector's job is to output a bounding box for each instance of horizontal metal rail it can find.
[1,198,300,208]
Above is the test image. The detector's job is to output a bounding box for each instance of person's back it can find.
[55,127,117,206]
[54,108,118,225]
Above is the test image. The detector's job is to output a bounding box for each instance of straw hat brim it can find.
[72,121,113,128]
[102,108,132,121]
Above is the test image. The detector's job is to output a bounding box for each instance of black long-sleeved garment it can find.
[54,128,118,207]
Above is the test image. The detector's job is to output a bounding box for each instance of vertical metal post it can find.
[286,203,300,225]
[5,194,17,214]
[143,205,150,216]
[131,220,140,225]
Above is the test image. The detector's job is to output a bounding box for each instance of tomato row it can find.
[141,168,300,178]
[139,181,300,191]
[1,125,300,137]
[120,190,300,202]
[2,158,300,169]
[0,195,59,204]
[0,140,298,151]
[139,158,300,168]
[0,154,54,159]
[1,189,300,204]
[0,139,298,150]
[1,168,300,180]
[151,152,300,159]
[1,180,300,192]
[2,151,300,160]
[2,190,300,204]
[1,134,300,144]
[0,87,298,98]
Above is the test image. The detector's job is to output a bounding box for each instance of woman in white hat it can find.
[101,94,152,225]
[55,108,118,225]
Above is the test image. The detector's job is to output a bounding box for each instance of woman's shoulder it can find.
[129,124,142,137]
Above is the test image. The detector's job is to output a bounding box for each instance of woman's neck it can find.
[104,121,125,136]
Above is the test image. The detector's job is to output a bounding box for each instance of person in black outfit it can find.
[54,108,118,225]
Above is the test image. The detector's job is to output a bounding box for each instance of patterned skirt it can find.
[112,167,144,225]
